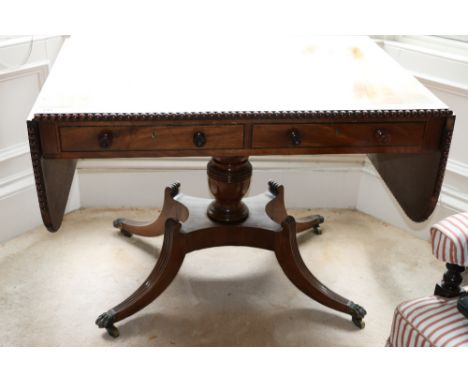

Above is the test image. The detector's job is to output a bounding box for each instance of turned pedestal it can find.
[97,156,366,337]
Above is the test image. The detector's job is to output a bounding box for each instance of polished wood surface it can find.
[27,120,77,232]
[252,122,425,149]
[113,182,189,237]
[26,36,455,337]
[32,113,449,159]
[59,123,245,152]
[207,156,252,223]
[368,114,454,222]
[98,179,365,338]
[28,109,453,228]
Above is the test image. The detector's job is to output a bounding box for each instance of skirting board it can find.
[357,160,463,239]
[0,172,81,243]
[77,155,364,209]
[77,155,468,240]
[2,155,466,243]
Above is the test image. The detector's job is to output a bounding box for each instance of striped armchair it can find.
[431,212,467,297]
[388,287,468,346]
[387,212,468,347]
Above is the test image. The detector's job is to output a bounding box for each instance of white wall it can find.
[0,36,80,243]
[78,155,364,209]
[1,36,467,243]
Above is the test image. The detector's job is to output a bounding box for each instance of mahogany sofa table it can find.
[27,36,454,338]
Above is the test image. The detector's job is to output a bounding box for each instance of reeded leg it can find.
[265,181,324,234]
[113,182,189,237]
[97,163,368,338]
[96,219,187,337]
[274,216,366,328]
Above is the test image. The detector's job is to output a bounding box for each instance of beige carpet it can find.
[0,208,451,346]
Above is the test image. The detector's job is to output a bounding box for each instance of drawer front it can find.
[252,123,425,149]
[59,124,245,151]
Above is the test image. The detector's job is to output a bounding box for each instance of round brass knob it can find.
[374,128,390,144]
[193,131,207,147]
[289,129,301,146]
[98,131,113,149]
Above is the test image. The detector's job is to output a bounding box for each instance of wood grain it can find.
[59,124,245,151]
[96,182,365,336]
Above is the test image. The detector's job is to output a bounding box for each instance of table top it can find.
[27,35,455,230]
[30,35,447,118]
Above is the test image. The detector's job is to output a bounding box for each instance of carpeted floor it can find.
[0,208,451,346]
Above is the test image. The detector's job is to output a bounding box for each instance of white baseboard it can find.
[0,170,81,243]
[0,169,34,199]
[2,154,465,243]
[77,155,468,241]
[357,160,467,239]
[0,186,44,242]
[1,155,466,243]
[0,142,29,163]
[77,155,364,209]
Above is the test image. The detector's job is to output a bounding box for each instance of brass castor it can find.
[113,218,133,238]
[120,229,132,238]
[105,324,120,338]
[352,316,365,329]
[96,311,120,338]
[350,303,367,329]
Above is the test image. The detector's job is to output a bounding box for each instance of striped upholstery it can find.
[387,287,468,347]
[430,212,468,266]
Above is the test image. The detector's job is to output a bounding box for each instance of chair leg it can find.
[434,263,465,298]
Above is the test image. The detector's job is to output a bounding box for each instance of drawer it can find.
[59,124,245,151]
[252,123,425,149]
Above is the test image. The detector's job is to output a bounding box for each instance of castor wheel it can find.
[96,311,120,338]
[352,316,365,329]
[113,218,132,237]
[120,228,132,238]
[105,324,120,338]
[349,302,367,329]
[313,226,322,235]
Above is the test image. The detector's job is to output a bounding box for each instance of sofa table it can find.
[27,35,454,337]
